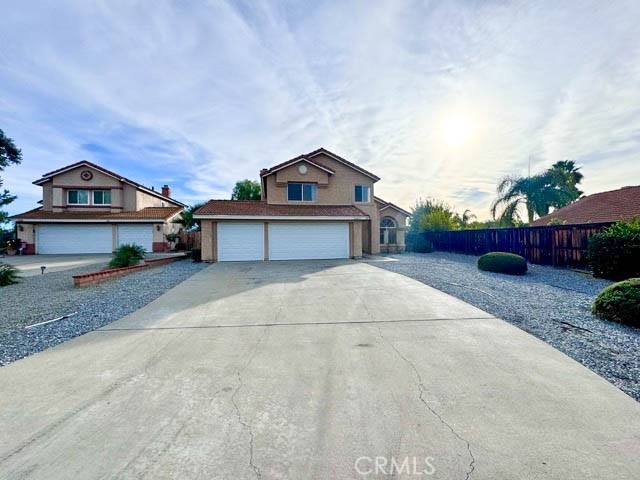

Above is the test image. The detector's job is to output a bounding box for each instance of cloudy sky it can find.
[1,0,639,219]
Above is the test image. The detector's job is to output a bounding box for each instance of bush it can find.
[0,262,20,286]
[592,278,640,326]
[108,243,145,269]
[174,242,186,251]
[588,219,640,280]
[191,248,202,262]
[478,252,527,275]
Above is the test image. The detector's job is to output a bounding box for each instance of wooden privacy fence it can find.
[408,222,613,268]
[179,230,201,250]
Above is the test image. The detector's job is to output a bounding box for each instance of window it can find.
[68,190,89,205]
[355,185,370,202]
[380,217,397,244]
[93,190,112,205]
[288,183,317,201]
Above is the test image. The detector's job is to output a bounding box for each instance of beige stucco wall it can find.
[201,220,215,261]
[37,165,177,214]
[264,153,380,253]
[18,223,36,244]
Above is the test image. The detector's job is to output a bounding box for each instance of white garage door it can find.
[117,224,153,252]
[268,223,349,260]
[218,223,264,261]
[37,224,113,254]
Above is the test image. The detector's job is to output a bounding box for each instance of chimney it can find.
[162,184,171,197]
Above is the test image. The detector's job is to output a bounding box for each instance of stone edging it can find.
[72,255,187,288]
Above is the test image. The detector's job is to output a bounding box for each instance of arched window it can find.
[380,217,397,244]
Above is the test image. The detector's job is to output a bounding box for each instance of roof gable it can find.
[261,148,380,181]
[33,160,186,207]
[375,196,411,217]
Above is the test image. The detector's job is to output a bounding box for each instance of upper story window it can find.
[67,190,89,205]
[288,183,317,202]
[93,190,112,205]
[67,189,111,205]
[355,185,370,203]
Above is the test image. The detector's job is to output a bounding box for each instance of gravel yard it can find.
[0,259,207,365]
[367,252,640,401]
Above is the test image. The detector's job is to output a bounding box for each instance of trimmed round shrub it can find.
[0,262,20,286]
[592,278,640,326]
[477,252,527,275]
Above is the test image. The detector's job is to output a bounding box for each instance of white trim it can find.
[13,218,167,223]
[193,214,368,220]
[262,158,335,177]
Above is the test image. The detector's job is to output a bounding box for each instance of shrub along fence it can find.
[179,230,201,250]
[407,222,613,269]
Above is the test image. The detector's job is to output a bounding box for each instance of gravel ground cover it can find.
[0,259,207,365]
[367,252,640,401]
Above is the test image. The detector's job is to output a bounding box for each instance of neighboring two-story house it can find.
[194,148,409,261]
[10,161,185,254]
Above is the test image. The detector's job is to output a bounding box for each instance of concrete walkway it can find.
[2,253,184,276]
[0,261,638,479]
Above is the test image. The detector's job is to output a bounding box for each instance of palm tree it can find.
[458,209,477,228]
[491,160,584,225]
[173,203,205,232]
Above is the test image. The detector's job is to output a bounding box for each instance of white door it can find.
[268,223,349,260]
[218,223,264,261]
[37,224,113,254]
[117,224,153,252]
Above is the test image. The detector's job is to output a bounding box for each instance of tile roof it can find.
[261,148,380,181]
[34,160,186,207]
[374,196,411,217]
[194,200,369,218]
[10,207,182,222]
[531,185,640,226]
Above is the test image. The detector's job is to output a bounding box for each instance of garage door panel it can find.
[37,224,113,254]
[117,224,153,252]
[218,223,264,261]
[268,223,349,260]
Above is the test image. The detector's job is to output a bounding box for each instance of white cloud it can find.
[1,0,639,219]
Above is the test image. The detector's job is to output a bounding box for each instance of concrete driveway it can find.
[0,261,638,479]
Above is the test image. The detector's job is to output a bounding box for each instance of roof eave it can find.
[193,214,369,220]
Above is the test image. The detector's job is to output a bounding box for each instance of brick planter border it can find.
[72,255,187,288]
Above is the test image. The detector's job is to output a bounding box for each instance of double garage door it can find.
[217,222,349,261]
[37,224,153,254]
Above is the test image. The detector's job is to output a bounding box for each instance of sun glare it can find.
[441,114,475,146]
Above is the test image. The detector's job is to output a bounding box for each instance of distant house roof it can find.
[531,185,640,226]
[10,206,183,223]
[193,200,369,219]
[33,160,186,207]
[374,196,411,217]
[260,148,380,181]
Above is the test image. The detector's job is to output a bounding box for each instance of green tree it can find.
[173,203,205,232]
[456,209,477,228]
[491,160,583,225]
[410,198,460,232]
[0,129,23,224]
[231,179,261,200]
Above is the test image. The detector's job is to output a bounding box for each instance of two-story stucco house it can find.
[194,148,409,262]
[10,161,185,254]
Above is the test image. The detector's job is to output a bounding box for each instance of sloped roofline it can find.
[261,148,380,182]
[33,160,187,207]
[375,196,411,216]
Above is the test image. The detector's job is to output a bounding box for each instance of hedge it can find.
[477,252,527,275]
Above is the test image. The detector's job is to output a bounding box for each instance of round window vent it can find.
[298,164,308,174]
